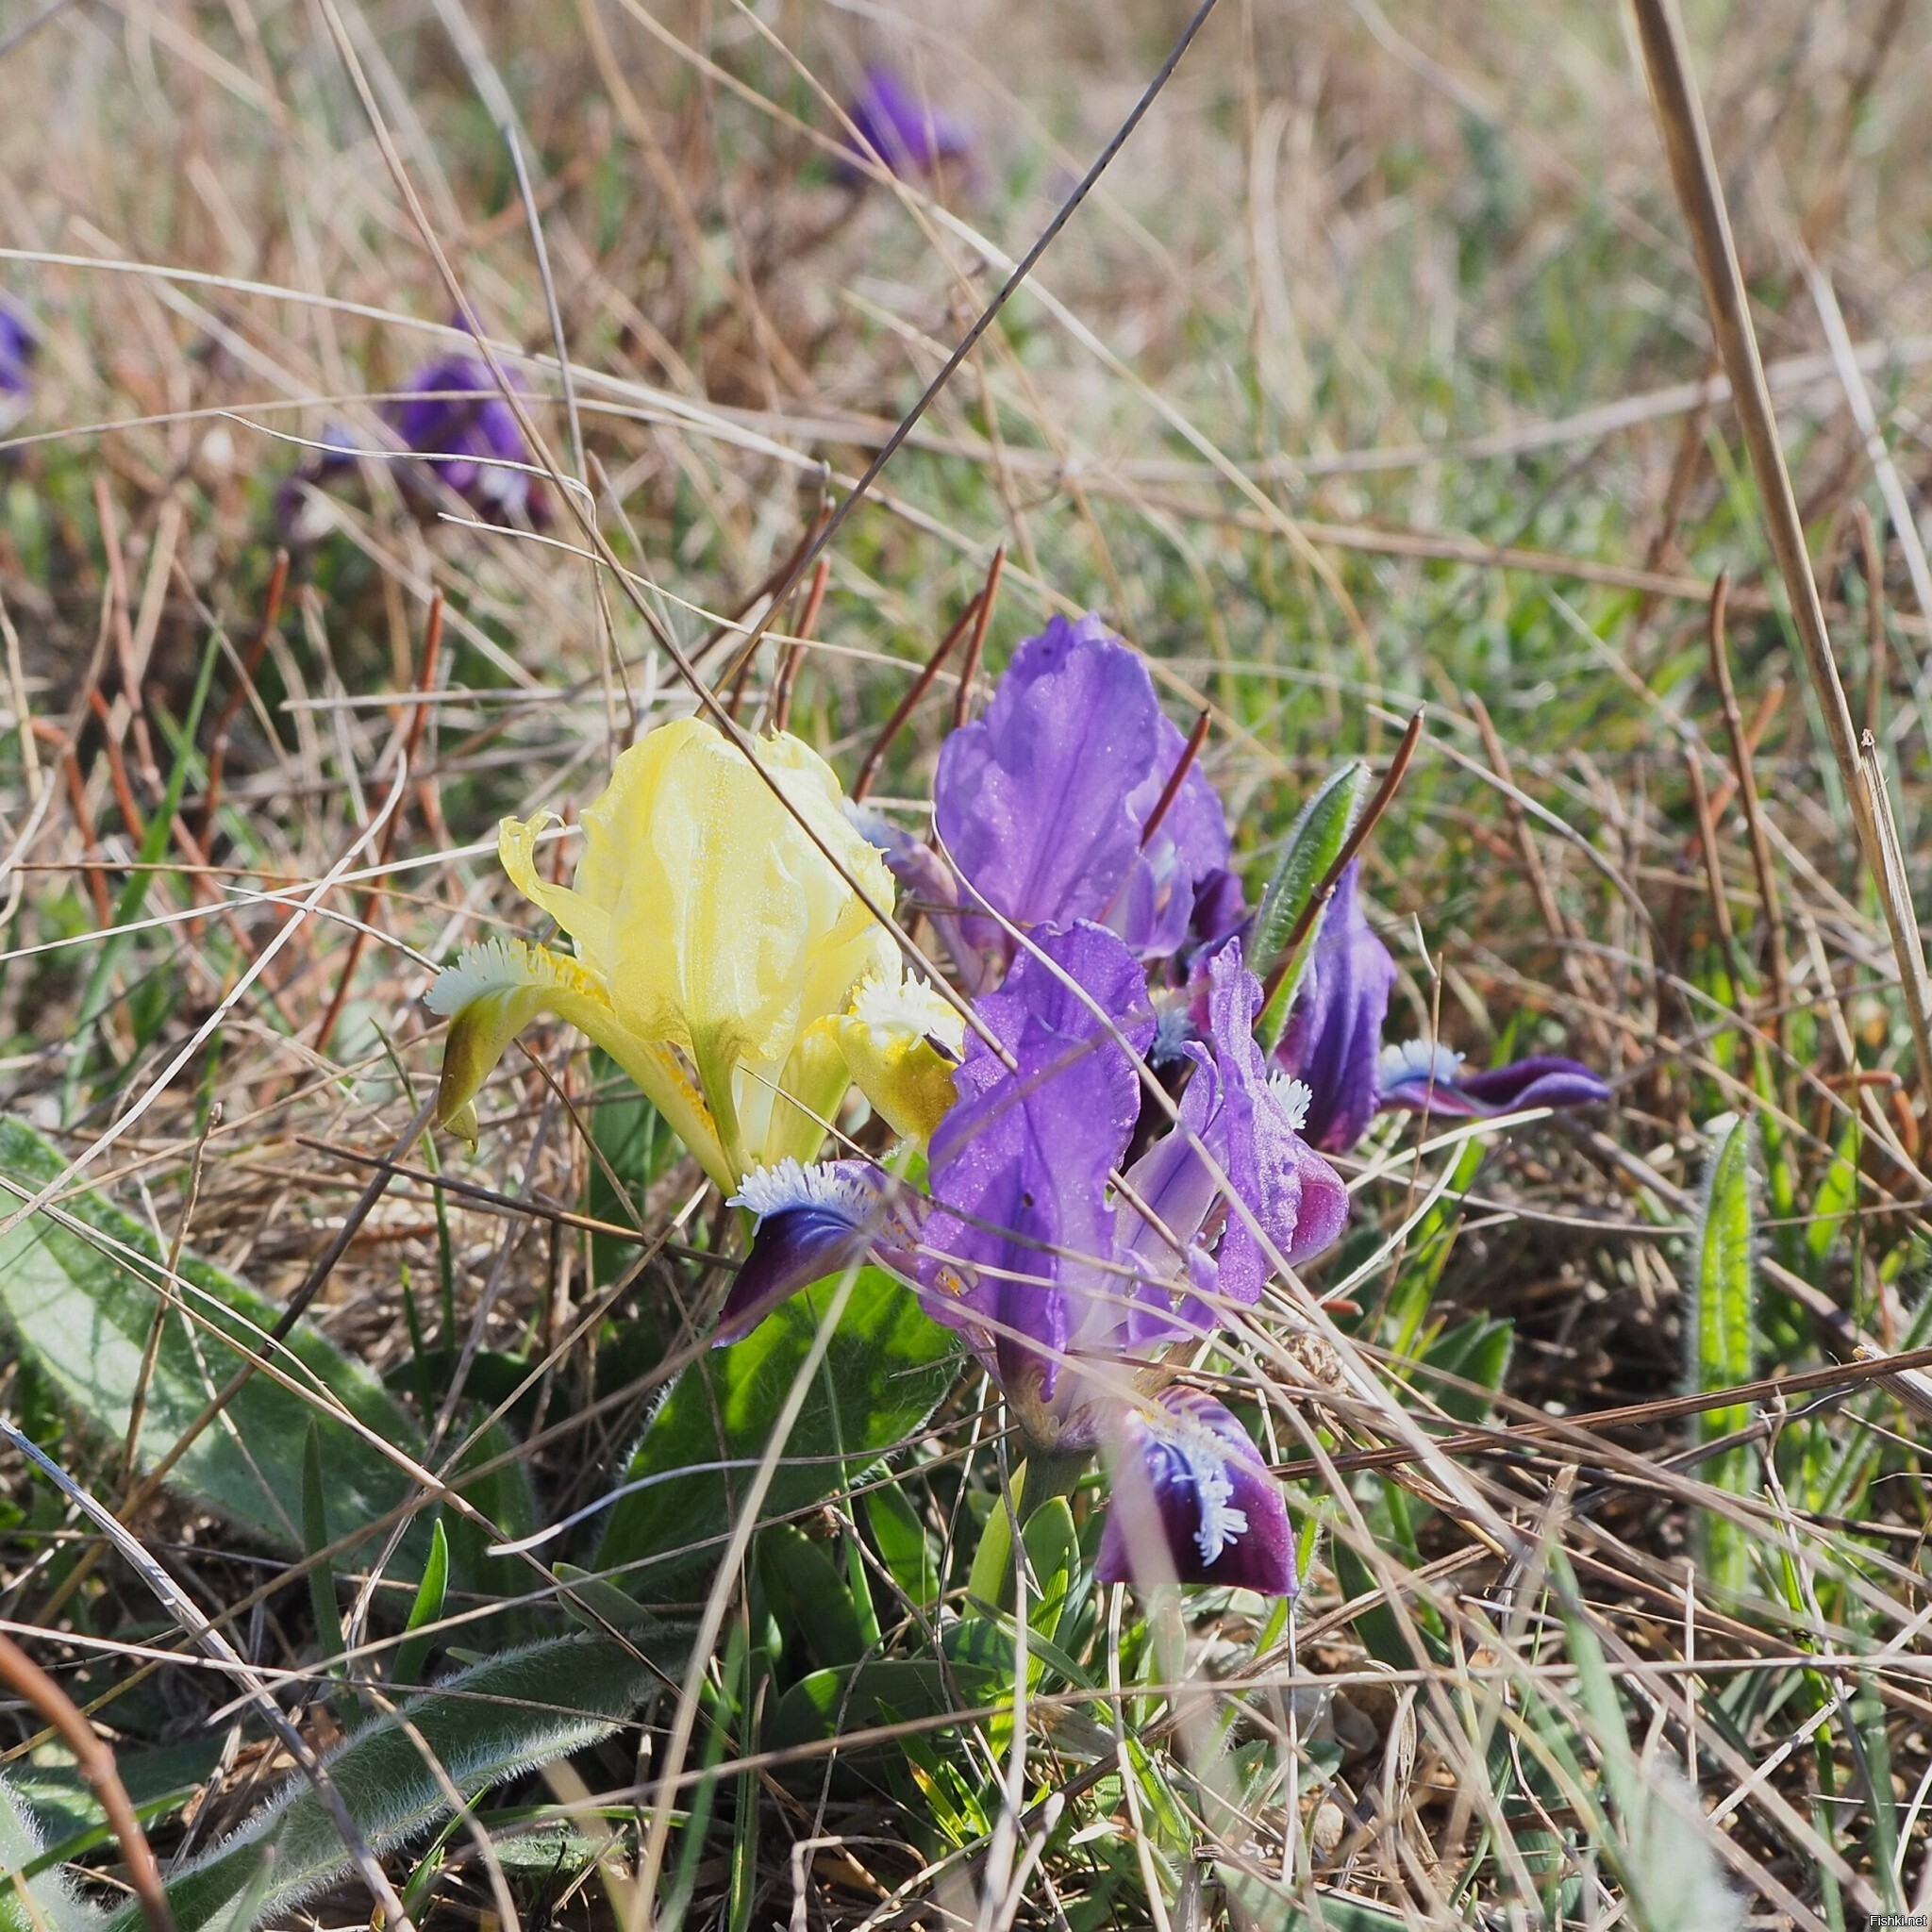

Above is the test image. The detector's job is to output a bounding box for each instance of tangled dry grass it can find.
[5,1,1932,1926]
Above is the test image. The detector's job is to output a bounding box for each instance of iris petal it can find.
[1378,1041,1610,1119]
[720,1159,909,1344]
[425,934,729,1188]
[1274,860,1395,1153]
[1095,1387,1295,1595]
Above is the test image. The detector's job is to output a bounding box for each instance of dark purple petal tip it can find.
[1377,1041,1609,1120]
[1095,1388,1296,1595]
[718,1159,884,1346]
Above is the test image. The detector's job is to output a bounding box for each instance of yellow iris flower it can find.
[427,716,961,1191]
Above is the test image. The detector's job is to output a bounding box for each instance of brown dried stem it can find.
[849,590,984,803]
[1705,575,1790,1047]
[0,1630,175,1932]
[1632,0,1932,1106]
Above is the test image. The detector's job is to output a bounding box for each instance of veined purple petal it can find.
[1095,1387,1295,1594]
[1377,1041,1610,1120]
[842,66,974,181]
[1274,860,1395,1154]
[934,616,1238,971]
[1115,942,1347,1341]
[923,924,1153,1397]
[719,1159,905,1345]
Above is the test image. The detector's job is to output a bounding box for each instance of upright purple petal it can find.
[1095,1387,1295,1594]
[1274,861,1395,1154]
[842,67,974,181]
[936,616,1157,950]
[934,615,1238,972]
[1378,1041,1609,1120]
[923,924,1153,1398]
[719,1159,911,1345]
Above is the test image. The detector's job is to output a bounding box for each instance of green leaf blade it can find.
[593,1269,958,1593]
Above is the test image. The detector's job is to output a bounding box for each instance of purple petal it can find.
[923,924,1153,1394]
[388,349,548,528]
[847,806,987,993]
[1112,942,1347,1345]
[842,67,974,180]
[1188,865,1249,951]
[1095,1387,1295,1594]
[933,616,1236,971]
[1378,1042,1610,1120]
[0,296,37,403]
[1145,710,1233,889]
[1200,943,1351,1278]
[1274,861,1395,1153]
[935,615,1158,954]
[718,1159,899,1346]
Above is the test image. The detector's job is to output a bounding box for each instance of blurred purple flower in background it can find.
[0,296,38,434]
[842,66,975,182]
[386,337,548,527]
[278,318,548,539]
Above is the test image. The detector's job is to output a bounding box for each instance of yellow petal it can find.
[837,973,964,1145]
[590,718,898,1068]
[498,813,613,979]
[735,1018,856,1173]
[425,937,733,1190]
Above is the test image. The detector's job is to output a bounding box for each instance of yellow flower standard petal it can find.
[435,716,916,1185]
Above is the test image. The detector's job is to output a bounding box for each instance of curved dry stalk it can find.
[0,1630,175,1932]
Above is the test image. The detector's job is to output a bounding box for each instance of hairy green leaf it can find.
[0,1770,95,1932]
[1252,760,1369,1047]
[1686,1116,1757,1594]
[0,1116,419,1556]
[105,1634,676,1932]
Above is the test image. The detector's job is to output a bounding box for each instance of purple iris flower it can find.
[871,614,1244,990]
[1273,860,1608,1147]
[0,297,37,433]
[724,924,1346,1596]
[841,67,974,183]
[278,319,548,538]
[1095,1386,1295,1593]
[386,338,548,526]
